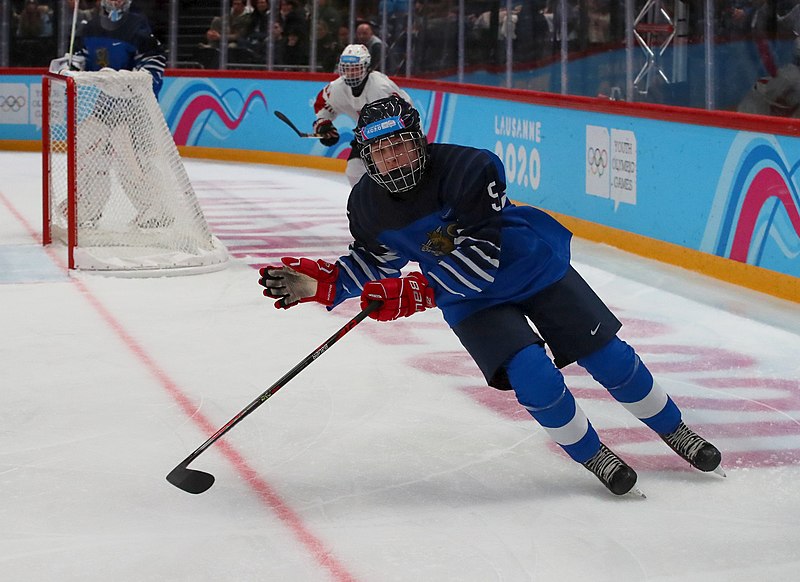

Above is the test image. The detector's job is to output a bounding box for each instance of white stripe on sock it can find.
[620,380,669,420]
[542,406,590,446]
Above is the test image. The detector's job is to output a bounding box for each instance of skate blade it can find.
[713,464,727,478]
[627,485,647,499]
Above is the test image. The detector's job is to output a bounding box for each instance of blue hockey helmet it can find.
[354,95,429,194]
[101,0,131,28]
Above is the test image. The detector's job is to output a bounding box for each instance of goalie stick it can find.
[273,110,322,138]
[166,300,382,495]
[67,0,80,69]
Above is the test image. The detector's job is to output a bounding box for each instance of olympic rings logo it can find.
[1,95,27,112]
[587,146,607,176]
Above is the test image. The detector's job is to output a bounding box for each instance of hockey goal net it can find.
[42,70,229,274]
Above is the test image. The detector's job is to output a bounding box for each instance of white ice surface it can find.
[1,152,799,582]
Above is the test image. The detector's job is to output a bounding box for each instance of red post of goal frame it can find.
[41,75,51,246]
[65,75,76,270]
[41,73,77,269]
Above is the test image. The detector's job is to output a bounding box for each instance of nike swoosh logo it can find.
[590,323,601,335]
[112,42,123,46]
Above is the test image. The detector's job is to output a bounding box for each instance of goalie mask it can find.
[338,44,371,88]
[355,95,429,194]
[101,0,131,28]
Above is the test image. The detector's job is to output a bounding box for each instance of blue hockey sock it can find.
[507,344,600,463]
[578,337,681,434]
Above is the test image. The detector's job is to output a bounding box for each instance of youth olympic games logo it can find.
[1,95,27,112]
[0,83,30,125]
[587,146,607,176]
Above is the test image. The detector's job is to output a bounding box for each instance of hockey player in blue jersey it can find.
[259,95,724,496]
[48,0,169,228]
[50,0,166,96]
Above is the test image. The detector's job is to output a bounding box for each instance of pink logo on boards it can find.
[165,81,268,146]
[702,134,800,276]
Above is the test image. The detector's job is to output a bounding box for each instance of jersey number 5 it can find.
[487,181,507,211]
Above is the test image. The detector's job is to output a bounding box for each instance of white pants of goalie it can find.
[75,99,172,229]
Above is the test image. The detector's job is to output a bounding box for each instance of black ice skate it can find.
[583,444,643,497]
[659,422,725,476]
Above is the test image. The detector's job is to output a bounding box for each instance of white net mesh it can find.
[44,70,229,274]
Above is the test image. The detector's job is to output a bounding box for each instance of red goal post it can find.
[42,70,229,275]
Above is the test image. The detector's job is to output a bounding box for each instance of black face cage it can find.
[360,131,429,194]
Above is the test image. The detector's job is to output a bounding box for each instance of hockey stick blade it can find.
[165,300,381,495]
[166,465,215,494]
[273,110,321,138]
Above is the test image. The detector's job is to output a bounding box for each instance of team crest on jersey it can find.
[96,48,110,69]
[422,224,458,256]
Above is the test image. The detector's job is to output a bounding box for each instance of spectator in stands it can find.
[471,3,521,43]
[12,0,55,66]
[16,0,52,39]
[382,0,409,70]
[414,0,457,72]
[355,21,385,71]
[511,0,551,62]
[280,27,308,69]
[499,4,521,42]
[543,0,578,48]
[587,0,611,45]
[334,24,350,54]
[244,0,271,59]
[318,0,342,36]
[315,19,341,72]
[202,0,252,49]
[355,1,380,26]
[278,0,306,42]
[268,20,286,64]
[317,0,344,35]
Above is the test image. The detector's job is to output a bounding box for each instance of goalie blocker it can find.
[42,70,228,275]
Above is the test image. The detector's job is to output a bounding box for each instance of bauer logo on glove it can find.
[360,272,436,322]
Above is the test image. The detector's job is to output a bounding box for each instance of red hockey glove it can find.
[360,272,436,322]
[314,119,340,147]
[259,257,338,309]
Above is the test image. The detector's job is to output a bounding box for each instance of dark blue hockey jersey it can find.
[75,13,166,96]
[332,144,573,327]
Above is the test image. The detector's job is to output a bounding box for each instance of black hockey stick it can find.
[273,110,322,138]
[166,300,382,494]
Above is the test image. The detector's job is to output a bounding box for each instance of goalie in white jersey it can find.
[312,44,412,186]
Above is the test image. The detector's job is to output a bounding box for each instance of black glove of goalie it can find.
[314,120,340,147]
